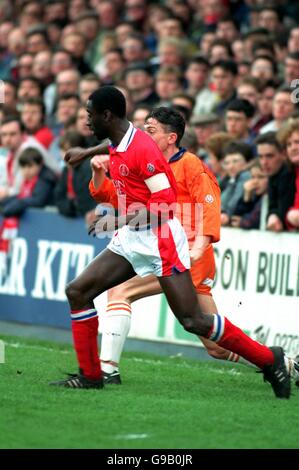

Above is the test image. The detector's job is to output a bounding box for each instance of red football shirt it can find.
[108,123,177,215]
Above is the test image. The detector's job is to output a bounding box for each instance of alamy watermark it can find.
[291,79,299,103]
[0,340,5,364]
[93,200,204,247]
[0,80,4,104]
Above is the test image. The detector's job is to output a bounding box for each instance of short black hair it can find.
[187,55,210,68]
[226,99,255,118]
[1,115,24,132]
[286,51,299,62]
[145,107,185,146]
[255,131,283,151]
[223,141,254,162]
[212,59,238,76]
[89,86,126,119]
[19,147,43,167]
[18,76,43,94]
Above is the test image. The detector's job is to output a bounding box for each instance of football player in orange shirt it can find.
[87,107,296,385]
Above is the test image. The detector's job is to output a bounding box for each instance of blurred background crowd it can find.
[1,0,299,234]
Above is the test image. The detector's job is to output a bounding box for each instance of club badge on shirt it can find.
[147,163,155,173]
[119,164,129,176]
[205,194,214,203]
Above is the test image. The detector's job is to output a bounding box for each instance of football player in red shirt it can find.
[52,86,290,399]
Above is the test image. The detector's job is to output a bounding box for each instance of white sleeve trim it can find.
[144,173,171,193]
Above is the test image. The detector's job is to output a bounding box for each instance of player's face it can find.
[144,117,175,153]
[86,100,108,141]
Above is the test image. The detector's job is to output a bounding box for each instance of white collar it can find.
[116,122,137,152]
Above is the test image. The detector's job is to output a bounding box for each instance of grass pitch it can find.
[0,334,298,449]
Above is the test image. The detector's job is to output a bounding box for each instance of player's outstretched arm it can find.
[64,142,109,167]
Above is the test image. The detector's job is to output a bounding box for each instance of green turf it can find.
[0,334,298,449]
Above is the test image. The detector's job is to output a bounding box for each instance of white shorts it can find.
[107,217,190,278]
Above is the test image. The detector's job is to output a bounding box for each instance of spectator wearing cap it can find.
[260,86,295,134]
[185,56,218,116]
[211,59,238,117]
[225,99,256,147]
[256,131,295,232]
[220,141,253,226]
[124,62,158,107]
[190,113,220,161]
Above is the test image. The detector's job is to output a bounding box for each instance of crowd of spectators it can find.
[0,0,299,237]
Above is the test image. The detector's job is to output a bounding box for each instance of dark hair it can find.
[226,99,255,118]
[26,24,49,42]
[252,39,275,56]
[60,130,85,149]
[212,59,238,76]
[210,38,234,57]
[89,86,126,119]
[1,115,24,132]
[223,141,254,162]
[57,93,80,103]
[252,54,277,75]
[18,76,43,94]
[21,97,45,118]
[145,107,185,146]
[218,15,239,30]
[19,147,43,167]
[255,131,283,151]
[187,55,210,69]
[286,51,299,62]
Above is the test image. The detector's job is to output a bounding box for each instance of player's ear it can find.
[169,132,178,145]
[103,109,113,121]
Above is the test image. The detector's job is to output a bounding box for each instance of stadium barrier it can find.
[0,209,298,356]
